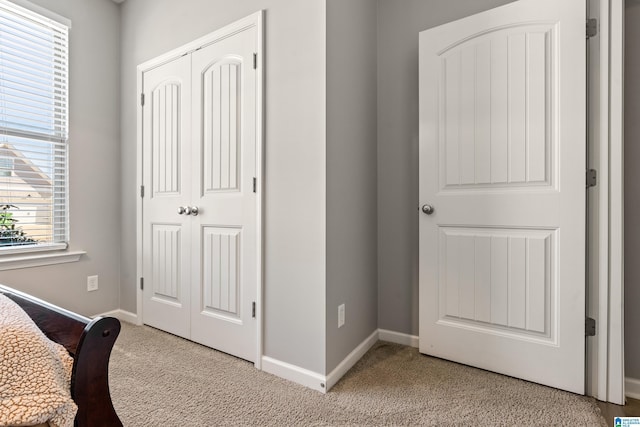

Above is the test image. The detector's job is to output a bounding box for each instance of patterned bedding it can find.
[0,294,77,427]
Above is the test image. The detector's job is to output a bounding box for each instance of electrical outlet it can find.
[87,275,98,292]
[338,304,345,328]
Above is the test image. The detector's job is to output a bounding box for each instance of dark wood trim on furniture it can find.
[0,284,123,427]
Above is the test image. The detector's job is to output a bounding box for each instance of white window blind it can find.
[0,0,69,251]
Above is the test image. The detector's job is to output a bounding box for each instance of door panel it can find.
[438,227,554,338]
[142,55,192,338]
[190,27,257,362]
[151,224,183,303]
[440,23,556,190]
[202,58,242,192]
[201,226,241,318]
[419,0,585,393]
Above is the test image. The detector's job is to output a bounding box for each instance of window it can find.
[0,0,69,252]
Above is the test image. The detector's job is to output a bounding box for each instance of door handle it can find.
[178,206,199,216]
[421,204,435,215]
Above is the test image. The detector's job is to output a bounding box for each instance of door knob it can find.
[178,206,187,215]
[188,206,199,216]
[421,204,434,215]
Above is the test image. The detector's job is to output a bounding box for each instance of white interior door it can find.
[418,0,586,394]
[142,55,192,339]
[142,16,260,363]
[189,26,258,362]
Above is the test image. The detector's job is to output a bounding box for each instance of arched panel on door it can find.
[201,56,243,194]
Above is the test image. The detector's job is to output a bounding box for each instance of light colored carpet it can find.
[108,323,606,426]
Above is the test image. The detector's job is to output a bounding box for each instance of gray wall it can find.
[625,0,640,381]
[0,0,121,317]
[376,0,516,335]
[119,0,328,374]
[326,0,378,373]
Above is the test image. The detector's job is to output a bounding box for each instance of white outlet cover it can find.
[338,304,345,328]
[87,275,99,292]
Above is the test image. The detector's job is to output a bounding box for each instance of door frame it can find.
[135,11,265,369]
[587,0,625,405]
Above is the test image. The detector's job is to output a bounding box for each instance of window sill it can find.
[0,250,86,271]
[0,243,69,256]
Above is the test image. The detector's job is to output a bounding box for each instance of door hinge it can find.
[140,277,144,291]
[140,93,145,106]
[253,53,257,70]
[586,18,598,38]
[586,169,597,188]
[252,302,256,318]
[252,177,257,193]
[586,317,596,336]
[140,185,145,198]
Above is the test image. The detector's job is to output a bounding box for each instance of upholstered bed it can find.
[0,284,122,427]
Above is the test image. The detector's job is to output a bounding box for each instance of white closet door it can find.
[419,0,586,394]
[142,55,192,339]
[189,25,258,362]
[142,18,260,362]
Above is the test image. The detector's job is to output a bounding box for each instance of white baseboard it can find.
[326,330,378,391]
[378,328,419,348]
[261,356,327,393]
[261,329,414,394]
[99,309,140,325]
[626,377,640,400]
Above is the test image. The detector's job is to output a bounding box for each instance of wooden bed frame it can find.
[0,285,123,427]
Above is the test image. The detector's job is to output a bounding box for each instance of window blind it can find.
[0,0,68,250]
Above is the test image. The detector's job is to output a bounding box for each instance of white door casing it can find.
[140,12,263,364]
[418,0,586,394]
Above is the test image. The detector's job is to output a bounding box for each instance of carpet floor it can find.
[108,323,606,426]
